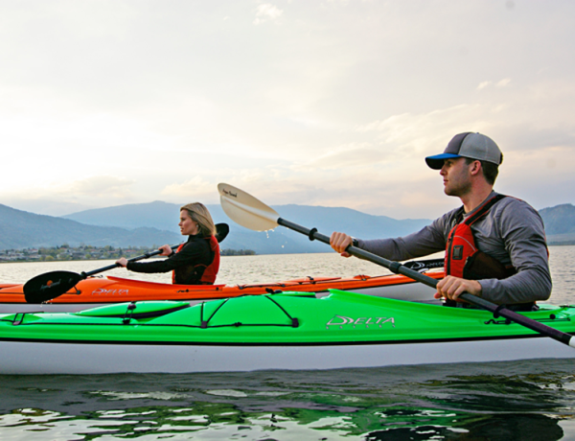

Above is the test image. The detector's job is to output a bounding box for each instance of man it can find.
[330,132,551,308]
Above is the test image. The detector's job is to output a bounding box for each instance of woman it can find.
[116,202,220,285]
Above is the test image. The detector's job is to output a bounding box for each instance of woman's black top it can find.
[127,234,213,285]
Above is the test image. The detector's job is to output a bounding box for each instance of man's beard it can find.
[444,180,471,197]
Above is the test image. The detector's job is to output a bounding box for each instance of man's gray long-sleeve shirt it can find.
[355,192,551,305]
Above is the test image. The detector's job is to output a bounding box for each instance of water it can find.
[1,247,574,440]
[0,252,400,286]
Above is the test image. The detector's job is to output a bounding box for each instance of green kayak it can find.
[0,290,574,374]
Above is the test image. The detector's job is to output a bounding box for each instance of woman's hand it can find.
[330,232,353,258]
[116,257,128,267]
[159,244,174,256]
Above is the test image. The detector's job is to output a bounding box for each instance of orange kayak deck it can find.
[0,271,444,305]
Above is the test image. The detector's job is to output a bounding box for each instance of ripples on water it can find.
[0,247,574,440]
[1,360,574,440]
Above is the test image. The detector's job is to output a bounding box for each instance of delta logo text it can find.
[326,315,395,329]
[92,288,130,296]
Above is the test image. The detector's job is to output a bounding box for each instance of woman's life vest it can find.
[172,235,220,285]
[445,194,516,281]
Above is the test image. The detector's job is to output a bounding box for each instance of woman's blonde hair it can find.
[180,202,216,237]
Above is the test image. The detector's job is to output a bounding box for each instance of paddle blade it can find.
[215,223,230,243]
[218,183,279,231]
[23,271,84,304]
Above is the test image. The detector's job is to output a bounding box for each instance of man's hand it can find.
[116,257,128,268]
[434,275,482,301]
[330,232,354,258]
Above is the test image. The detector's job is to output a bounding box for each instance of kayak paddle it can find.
[23,223,230,304]
[218,183,575,349]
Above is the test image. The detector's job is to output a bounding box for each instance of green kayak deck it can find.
[0,291,573,374]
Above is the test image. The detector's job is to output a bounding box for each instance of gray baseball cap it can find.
[425,132,503,170]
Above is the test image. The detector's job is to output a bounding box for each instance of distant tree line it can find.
[220,249,256,256]
[547,240,575,246]
[0,244,256,262]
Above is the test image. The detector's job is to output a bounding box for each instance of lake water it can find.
[0,247,574,440]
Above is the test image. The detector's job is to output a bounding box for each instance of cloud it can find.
[1,198,95,217]
[477,78,512,91]
[253,3,283,25]
[1,1,575,221]
[67,176,135,198]
[354,104,483,159]
[0,176,136,215]
[297,143,384,169]
[161,177,217,201]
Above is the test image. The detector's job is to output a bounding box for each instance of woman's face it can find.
[179,210,199,236]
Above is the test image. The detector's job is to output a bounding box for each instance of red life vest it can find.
[445,194,513,280]
[172,235,220,285]
[444,194,547,311]
[200,235,220,284]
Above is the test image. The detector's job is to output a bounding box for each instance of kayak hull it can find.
[0,290,573,374]
[1,334,573,375]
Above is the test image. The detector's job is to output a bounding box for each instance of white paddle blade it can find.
[218,183,280,231]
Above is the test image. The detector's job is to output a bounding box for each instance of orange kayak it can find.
[0,270,444,313]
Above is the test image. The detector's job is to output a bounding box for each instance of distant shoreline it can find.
[2,243,572,265]
[0,245,256,263]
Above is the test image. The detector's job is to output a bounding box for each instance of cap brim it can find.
[425,153,461,170]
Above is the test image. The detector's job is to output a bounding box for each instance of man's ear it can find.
[469,160,482,176]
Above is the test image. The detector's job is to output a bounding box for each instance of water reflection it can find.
[365,413,564,440]
[1,359,574,440]
[0,401,566,440]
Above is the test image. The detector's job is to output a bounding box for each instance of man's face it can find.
[439,157,473,197]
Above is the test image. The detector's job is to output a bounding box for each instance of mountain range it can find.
[0,201,574,253]
[60,201,431,254]
[0,204,180,250]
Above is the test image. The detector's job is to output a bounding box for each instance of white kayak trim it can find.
[1,334,574,375]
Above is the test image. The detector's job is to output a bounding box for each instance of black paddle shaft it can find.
[23,246,177,303]
[278,217,574,347]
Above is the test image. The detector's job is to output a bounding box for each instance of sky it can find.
[1,0,574,220]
